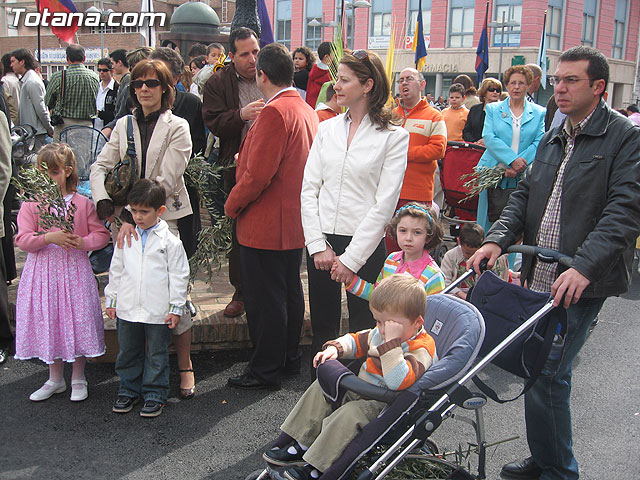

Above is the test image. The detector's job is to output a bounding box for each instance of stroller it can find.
[59,125,108,200]
[248,246,570,480]
[440,141,485,225]
[58,125,112,274]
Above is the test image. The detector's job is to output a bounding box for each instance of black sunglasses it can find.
[132,79,162,89]
[487,87,502,93]
[353,49,369,61]
[97,68,111,72]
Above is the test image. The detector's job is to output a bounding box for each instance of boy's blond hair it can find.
[370,274,427,320]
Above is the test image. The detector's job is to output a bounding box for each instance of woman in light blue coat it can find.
[476,66,546,232]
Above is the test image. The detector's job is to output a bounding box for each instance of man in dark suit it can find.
[224,43,319,390]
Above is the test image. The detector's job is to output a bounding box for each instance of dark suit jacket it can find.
[462,103,486,143]
[225,89,319,251]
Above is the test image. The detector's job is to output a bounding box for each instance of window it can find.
[449,0,474,48]
[305,0,323,49]
[276,0,291,50]
[407,0,431,36]
[121,25,139,33]
[371,0,392,37]
[90,25,117,34]
[6,0,18,37]
[546,0,563,50]
[612,0,627,58]
[581,0,597,46]
[492,0,522,47]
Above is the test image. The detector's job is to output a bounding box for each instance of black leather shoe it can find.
[0,348,8,365]
[284,464,321,480]
[500,457,542,479]
[263,440,306,466]
[227,373,281,391]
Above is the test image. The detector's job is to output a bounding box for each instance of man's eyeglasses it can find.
[486,87,501,93]
[132,79,162,89]
[97,68,111,73]
[549,76,591,86]
[398,76,418,84]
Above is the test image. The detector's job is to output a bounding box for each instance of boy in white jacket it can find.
[105,179,189,418]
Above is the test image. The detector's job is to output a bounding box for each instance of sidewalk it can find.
[9,248,326,363]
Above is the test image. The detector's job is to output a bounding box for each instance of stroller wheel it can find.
[245,469,273,480]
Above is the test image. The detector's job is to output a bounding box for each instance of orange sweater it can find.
[441,106,469,142]
[394,99,447,202]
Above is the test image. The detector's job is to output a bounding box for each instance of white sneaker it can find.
[29,380,66,401]
[70,380,88,402]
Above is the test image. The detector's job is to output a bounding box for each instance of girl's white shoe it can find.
[29,380,66,401]
[70,380,88,402]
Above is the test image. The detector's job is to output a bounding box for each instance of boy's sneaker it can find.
[284,464,321,480]
[140,400,164,417]
[112,395,139,413]
[263,440,306,466]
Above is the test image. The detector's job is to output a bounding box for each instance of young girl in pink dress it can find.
[14,143,110,402]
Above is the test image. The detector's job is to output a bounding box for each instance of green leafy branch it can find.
[11,164,76,235]
[183,152,232,285]
[460,165,508,202]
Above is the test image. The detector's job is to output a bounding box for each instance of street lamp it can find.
[86,4,113,57]
[343,0,371,50]
[488,11,520,82]
[307,15,340,42]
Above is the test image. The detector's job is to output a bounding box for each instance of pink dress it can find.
[14,193,111,364]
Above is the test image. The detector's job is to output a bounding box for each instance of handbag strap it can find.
[471,313,559,404]
[58,69,65,113]
[125,115,136,157]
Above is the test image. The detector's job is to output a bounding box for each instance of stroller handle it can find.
[506,245,573,268]
[446,140,486,152]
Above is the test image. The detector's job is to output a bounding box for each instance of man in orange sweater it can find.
[387,68,447,252]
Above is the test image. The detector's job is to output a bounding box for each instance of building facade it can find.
[263,0,640,106]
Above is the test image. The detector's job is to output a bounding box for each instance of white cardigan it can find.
[104,219,189,324]
[301,113,409,272]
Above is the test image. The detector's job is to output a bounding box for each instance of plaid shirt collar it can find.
[562,106,597,143]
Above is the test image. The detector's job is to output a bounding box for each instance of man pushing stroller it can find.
[263,274,436,480]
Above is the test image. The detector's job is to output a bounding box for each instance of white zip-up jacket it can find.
[301,113,409,272]
[104,219,189,324]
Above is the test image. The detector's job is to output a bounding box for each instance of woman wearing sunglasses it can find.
[474,65,545,232]
[91,59,192,241]
[301,50,409,365]
[462,77,503,145]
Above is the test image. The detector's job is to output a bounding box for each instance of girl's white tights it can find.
[48,356,86,383]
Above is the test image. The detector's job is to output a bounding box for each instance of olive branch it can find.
[11,164,76,235]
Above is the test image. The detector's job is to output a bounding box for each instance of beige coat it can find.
[90,109,192,220]
[0,112,11,238]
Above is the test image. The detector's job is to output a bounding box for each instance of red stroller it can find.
[440,141,485,222]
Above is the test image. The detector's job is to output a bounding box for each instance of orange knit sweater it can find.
[394,99,448,202]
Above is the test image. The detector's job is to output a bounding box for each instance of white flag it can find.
[538,11,547,89]
[140,0,156,48]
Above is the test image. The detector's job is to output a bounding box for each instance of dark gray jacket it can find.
[486,99,640,298]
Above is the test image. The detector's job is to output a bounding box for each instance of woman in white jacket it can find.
[301,50,409,363]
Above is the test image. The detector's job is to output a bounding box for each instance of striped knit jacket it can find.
[346,250,445,301]
[325,327,436,391]
[394,98,447,202]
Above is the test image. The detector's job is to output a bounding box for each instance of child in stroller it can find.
[263,275,436,480]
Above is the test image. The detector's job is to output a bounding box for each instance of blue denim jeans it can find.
[524,296,605,480]
[115,319,173,403]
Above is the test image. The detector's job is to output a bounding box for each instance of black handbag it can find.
[104,116,138,206]
[50,70,65,126]
[468,271,567,403]
[486,185,515,222]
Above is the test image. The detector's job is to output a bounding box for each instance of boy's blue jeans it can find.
[115,319,173,404]
[524,296,605,480]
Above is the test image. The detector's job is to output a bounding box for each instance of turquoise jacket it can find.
[477,97,546,188]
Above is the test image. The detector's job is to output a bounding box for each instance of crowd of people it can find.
[0,31,639,480]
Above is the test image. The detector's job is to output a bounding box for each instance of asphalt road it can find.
[2,263,639,480]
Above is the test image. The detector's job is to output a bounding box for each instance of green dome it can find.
[170,2,221,34]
